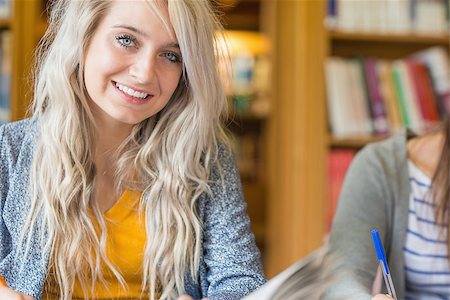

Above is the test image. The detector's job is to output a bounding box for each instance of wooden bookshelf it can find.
[214,0,261,31]
[328,135,388,149]
[0,18,10,30]
[329,30,450,45]
[329,30,449,60]
[262,0,450,278]
[10,0,44,121]
[322,0,450,270]
[264,0,327,277]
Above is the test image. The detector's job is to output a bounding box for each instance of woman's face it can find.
[84,0,183,129]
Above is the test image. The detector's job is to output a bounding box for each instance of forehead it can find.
[101,0,176,40]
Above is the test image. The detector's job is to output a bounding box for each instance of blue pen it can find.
[371,229,397,299]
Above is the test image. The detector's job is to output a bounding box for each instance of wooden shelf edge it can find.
[228,113,269,123]
[0,17,11,30]
[328,134,389,148]
[328,29,450,45]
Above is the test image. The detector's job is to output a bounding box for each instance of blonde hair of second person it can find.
[0,0,266,299]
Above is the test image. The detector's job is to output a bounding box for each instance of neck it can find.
[408,130,444,178]
[93,119,133,177]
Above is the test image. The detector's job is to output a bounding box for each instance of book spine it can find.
[327,149,355,230]
[413,46,450,114]
[326,0,338,28]
[377,60,403,132]
[325,57,355,137]
[392,62,411,128]
[347,59,373,135]
[363,58,389,135]
[394,60,424,130]
[407,59,430,123]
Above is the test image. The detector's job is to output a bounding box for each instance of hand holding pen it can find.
[371,229,397,300]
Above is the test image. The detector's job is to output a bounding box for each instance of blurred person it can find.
[327,119,450,299]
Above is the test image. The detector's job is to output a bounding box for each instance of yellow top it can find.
[42,190,150,299]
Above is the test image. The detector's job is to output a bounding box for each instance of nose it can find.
[128,53,156,84]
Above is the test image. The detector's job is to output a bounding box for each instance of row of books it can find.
[0,0,9,19]
[326,0,449,34]
[218,31,271,118]
[325,47,450,137]
[229,55,271,117]
[0,30,10,124]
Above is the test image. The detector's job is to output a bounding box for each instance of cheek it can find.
[85,41,124,83]
[165,71,182,95]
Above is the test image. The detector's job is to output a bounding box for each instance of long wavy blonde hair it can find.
[21,0,229,299]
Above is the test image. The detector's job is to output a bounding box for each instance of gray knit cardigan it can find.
[326,132,413,300]
[0,118,266,299]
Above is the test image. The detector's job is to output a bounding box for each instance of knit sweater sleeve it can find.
[326,141,396,300]
[0,124,11,260]
[200,144,266,299]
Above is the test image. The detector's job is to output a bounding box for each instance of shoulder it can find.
[0,118,38,164]
[201,141,242,210]
[0,118,38,148]
[360,132,407,160]
[210,142,238,180]
[353,131,408,174]
[338,131,410,206]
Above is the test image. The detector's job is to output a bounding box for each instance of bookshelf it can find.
[262,0,450,277]
[8,1,44,121]
[263,0,328,277]
[329,30,450,60]
[329,30,450,44]
[0,18,9,29]
[328,135,388,148]
[323,0,450,267]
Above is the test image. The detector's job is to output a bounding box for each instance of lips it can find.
[113,81,151,99]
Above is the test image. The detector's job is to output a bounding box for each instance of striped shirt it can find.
[405,160,450,299]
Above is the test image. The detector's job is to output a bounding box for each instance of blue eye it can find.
[115,34,136,48]
[163,52,182,63]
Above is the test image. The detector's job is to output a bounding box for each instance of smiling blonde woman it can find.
[0,0,265,299]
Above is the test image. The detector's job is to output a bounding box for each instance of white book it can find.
[0,0,8,18]
[386,0,412,33]
[346,59,373,135]
[414,0,448,34]
[337,0,358,31]
[325,57,361,137]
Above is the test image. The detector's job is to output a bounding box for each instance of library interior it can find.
[2,0,450,290]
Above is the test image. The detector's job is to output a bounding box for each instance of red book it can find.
[407,59,440,124]
[326,149,356,230]
[416,62,441,122]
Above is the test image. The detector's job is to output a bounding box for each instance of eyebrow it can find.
[112,25,180,49]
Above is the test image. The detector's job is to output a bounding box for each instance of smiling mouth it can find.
[113,81,150,99]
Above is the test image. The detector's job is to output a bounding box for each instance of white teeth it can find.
[115,82,149,99]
